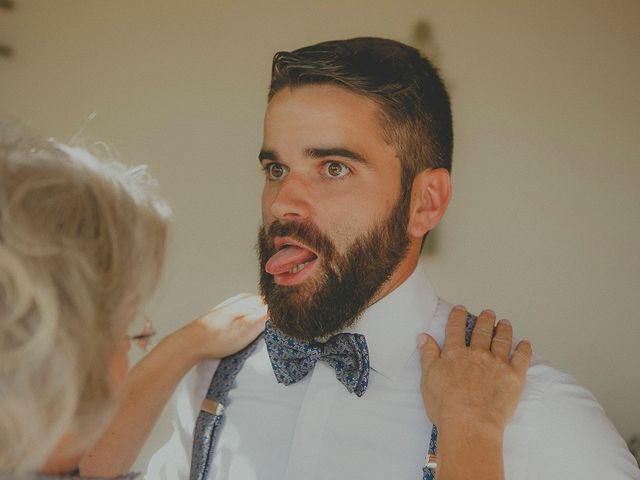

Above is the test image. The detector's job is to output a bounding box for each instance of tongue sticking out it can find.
[265,245,317,275]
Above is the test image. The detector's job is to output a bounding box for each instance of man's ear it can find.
[407,168,452,239]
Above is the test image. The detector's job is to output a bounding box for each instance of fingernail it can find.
[499,318,511,327]
[453,305,466,311]
[417,333,429,347]
[482,309,496,316]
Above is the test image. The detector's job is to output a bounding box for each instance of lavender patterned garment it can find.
[423,312,477,480]
[264,321,370,397]
[0,473,139,480]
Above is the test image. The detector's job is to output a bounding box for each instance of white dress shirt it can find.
[146,263,639,479]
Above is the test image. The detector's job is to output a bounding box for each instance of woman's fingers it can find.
[243,305,269,334]
[511,340,533,377]
[211,292,254,311]
[491,319,513,360]
[437,305,530,374]
[444,305,468,349]
[226,295,265,318]
[470,309,496,350]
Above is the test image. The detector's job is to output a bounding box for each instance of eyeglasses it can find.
[127,314,156,352]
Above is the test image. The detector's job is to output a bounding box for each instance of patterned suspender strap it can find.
[189,335,263,480]
[423,313,477,480]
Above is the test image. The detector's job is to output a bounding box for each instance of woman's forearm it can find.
[79,324,203,477]
[435,421,505,480]
[80,295,266,477]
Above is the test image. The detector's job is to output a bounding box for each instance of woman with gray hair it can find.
[0,124,266,478]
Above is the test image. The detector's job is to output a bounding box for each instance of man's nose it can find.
[269,175,312,221]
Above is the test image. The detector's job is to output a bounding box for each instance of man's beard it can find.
[257,193,411,341]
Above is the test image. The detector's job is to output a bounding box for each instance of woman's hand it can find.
[175,293,268,363]
[417,306,532,480]
[419,306,532,433]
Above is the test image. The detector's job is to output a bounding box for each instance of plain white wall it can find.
[1,0,639,469]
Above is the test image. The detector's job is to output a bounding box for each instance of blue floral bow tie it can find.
[264,321,370,397]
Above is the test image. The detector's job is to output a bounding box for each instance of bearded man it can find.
[148,38,638,479]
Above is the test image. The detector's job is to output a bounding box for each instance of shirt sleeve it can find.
[527,372,640,479]
[145,359,220,480]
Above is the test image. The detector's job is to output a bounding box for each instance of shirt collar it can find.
[347,261,438,380]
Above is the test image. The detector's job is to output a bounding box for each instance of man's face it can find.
[258,84,412,340]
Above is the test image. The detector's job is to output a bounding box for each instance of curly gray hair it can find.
[0,123,171,472]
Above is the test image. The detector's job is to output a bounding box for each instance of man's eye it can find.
[324,161,350,178]
[265,163,288,180]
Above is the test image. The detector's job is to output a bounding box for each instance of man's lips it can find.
[265,237,319,276]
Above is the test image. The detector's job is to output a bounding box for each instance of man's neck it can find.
[367,249,420,309]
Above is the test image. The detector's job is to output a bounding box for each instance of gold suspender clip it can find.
[201,398,225,416]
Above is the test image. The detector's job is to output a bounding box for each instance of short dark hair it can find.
[269,37,453,194]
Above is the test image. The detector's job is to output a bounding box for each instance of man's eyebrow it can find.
[305,147,368,164]
[258,147,369,164]
[258,150,278,163]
